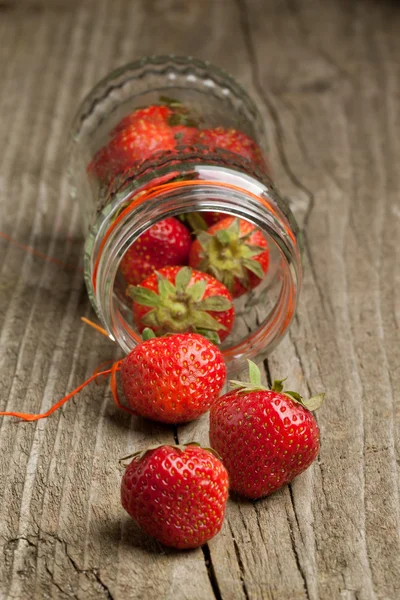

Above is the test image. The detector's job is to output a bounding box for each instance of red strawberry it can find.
[121,444,229,549]
[88,119,177,183]
[128,266,235,344]
[173,125,198,145]
[110,105,173,136]
[203,212,225,226]
[88,99,198,184]
[209,361,323,499]
[112,109,198,144]
[119,218,192,286]
[189,216,269,298]
[195,127,267,168]
[120,332,226,423]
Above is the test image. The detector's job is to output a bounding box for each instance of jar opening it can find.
[86,176,301,373]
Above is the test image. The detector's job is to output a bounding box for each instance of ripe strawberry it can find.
[110,105,173,136]
[195,127,267,168]
[121,444,229,549]
[209,361,324,499]
[119,218,192,286]
[173,125,198,145]
[88,119,177,183]
[120,332,226,423]
[128,266,235,344]
[88,99,198,184]
[202,212,225,226]
[189,216,269,298]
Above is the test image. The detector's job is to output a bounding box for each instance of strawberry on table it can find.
[209,361,323,499]
[119,218,191,286]
[120,332,226,423]
[195,126,267,168]
[128,266,235,343]
[121,444,229,549]
[189,216,269,298]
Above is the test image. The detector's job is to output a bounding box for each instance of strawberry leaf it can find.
[247,243,266,252]
[129,286,161,307]
[284,390,303,403]
[215,229,232,245]
[242,258,265,280]
[248,360,262,387]
[142,328,156,341]
[192,311,226,331]
[229,361,266,392]
[156,271,176,299]
[187,280,207,302]
[230,380,247,389]
[175,266,192,291]
[303,393,324,411]
[272,379,286,393]
[186,212,209,233]
[239,229,255,242]
[141,310,159,328]
[221,270,235,293]
[226,218,241,237]
[169,113,198,128]
[159,95,182,107]
[208,263,221,279]
[285,391,324,412]
[197,296,232,312]
[197,231,213,251]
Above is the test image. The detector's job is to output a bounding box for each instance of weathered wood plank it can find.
[236,1,400,599]
[0,0,399,599]
[0,1,221,598]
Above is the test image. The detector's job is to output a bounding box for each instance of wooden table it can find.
[1,1,399,598]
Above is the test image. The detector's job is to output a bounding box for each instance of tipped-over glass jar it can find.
[70,56,302,374]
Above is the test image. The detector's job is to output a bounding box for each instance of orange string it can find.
[110,359,136,415]
[0,359,136,422]
[81,317,110,338]
[92,359,115,384]
[0,231,83,272]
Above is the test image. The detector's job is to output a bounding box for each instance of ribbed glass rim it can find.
[85,175,302,373]
[70,54,264,141]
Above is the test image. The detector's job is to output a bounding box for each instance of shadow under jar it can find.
[69,55,302,374]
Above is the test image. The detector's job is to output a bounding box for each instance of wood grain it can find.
[0,0,399,598]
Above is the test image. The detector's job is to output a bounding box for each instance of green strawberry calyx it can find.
[195,218,266,293]
[230,360,324,412]
[127,266,232,345]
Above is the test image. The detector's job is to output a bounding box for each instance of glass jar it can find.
[69,56,302,374]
